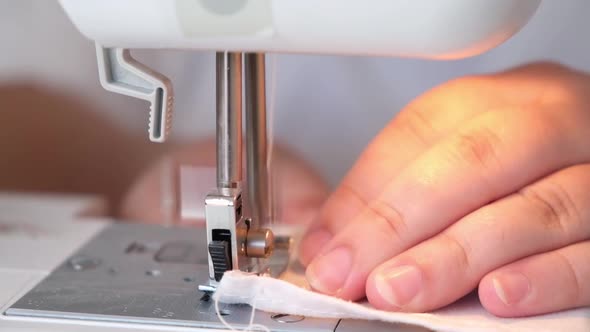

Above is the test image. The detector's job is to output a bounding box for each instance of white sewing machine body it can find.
[59,0,541,59]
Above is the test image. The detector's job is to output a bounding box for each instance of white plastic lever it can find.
[95,43,174,143]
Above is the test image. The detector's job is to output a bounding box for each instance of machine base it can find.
[4,223,430,331]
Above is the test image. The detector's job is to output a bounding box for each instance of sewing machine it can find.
[1,1,543,331]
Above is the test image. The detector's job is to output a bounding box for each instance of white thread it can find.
[215,292,270,332]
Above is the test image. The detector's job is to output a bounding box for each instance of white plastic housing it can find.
[59,0,542,59]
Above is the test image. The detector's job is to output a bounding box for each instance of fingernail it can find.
[306,246,352,295]
[375,265,423,307]
[298,228,333,266]
[492,272,531,305]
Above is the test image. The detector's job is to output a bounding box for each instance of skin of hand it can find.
[120,139,329,227]
[299,62,590,317]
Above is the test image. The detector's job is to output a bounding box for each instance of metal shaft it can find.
[244,53,271,226]
[216,52,243,189]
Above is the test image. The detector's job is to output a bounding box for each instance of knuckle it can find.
[439,233,472,274]
[339,183,370,208]
[324,184,369,228]
[518,182,580,236]
[553,250,583,305]
[499,62,577,88]
[518,109,557,132]
[511,61,572,75]
[398,108,438,146]
[510,110,568,159]
[366,199,406,242]
[539,82,582,106]
[450,127,503,172]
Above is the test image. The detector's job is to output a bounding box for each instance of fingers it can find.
[298,62,580,265]
[365,164,590,311]
[304,105,590,300]
[480,240,590,317]
[299,72,556,265]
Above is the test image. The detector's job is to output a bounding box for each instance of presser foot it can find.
[203,188,276,291]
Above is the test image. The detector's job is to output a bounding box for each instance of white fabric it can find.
[214,271,590,332]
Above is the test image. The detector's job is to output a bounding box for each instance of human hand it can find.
[299,63,590,317]
[120,139,328,226]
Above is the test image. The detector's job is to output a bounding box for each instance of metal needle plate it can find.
[4,223,431,332]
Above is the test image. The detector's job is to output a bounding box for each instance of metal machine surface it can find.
[4,222,430,332]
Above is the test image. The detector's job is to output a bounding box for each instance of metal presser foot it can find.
[200,51,278,291]
[4,223,430,331]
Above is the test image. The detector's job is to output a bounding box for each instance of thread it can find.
[214,292,270,332]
